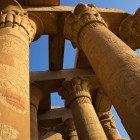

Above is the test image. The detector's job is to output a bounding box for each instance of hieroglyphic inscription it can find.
[55,118,78,140]
[0,123,19,140]
[0,31,29,114]
[0,78,28,114]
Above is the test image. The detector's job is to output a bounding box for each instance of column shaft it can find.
[70,97,107,140]
[30,84,43,140]
[30,105,38,140]
[79,22,140,139]
[0,28,30,140]
[94,89,112,112]
[0,1,36,139]
[98,111,122,140]
[64,3,140,139]
[59,77,107,140]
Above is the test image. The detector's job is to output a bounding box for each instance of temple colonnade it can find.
[0,1,140,140]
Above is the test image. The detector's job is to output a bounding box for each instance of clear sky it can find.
[30,1,140,139]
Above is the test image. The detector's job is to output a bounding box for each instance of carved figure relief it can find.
[0,123,19,140]
[98,111,116,132]
[0,33,29,114]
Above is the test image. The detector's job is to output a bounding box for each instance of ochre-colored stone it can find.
[119,8,140,49]
[1,1,140,140]
[0,0,36,139]
[64,3,140,139]
[59,77,107,140]
[30,83,44,140]
[98,111,122,140]
[55,118,79,140]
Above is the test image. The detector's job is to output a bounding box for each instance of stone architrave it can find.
[30,83,43,140]
[98,111,123,140]
[0,1,36,139]
[55,118,78,140]
[59,77,107,140]
[64,3,140,139]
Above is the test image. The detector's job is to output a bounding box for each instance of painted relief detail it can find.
[0,32,29,114]
[0,82,28,114]
[0,123,19,140]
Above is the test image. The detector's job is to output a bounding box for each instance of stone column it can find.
[98,111,122,140]
[94,88,112,112]
[55,118,78,140]
[64,3,140,139]
[0,1,36,139]
[30,83,43,140]
[59,77,107,140]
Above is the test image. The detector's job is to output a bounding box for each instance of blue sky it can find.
[30,1,140,139]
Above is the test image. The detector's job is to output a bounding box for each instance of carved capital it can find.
[98,111,127,140]
[59,77,92,107]
[55,118,78,140]
[64,3,107,48]
[119,8,140,50]
[98,111,116,132]
[0,0,36,42]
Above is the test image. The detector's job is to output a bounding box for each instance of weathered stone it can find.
[0,0,36,139]
[30,83,44,140]
[64,3,107,49]
[98,111,122,140]
[59,77,107,140]
[42,131,62,140]
[0,1,140,139]
[119,8,140,50]
[55,118,78,140]
[64,3,140,139]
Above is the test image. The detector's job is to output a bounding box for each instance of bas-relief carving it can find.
[0,28,29,114]
[98,111,116,131]
[0,123,19,140]
[100,38,140,115]
[0,36,29,60]
[91,30,140,110]
[59,77,107,139]
[0,79,28,114]
[55,118,78,140]
[0,36,29,77]
[0,8,36,42]
[63,3,140,138]
[59,77,92,107]
[0,64,29,114]
[119,8,140,49]
[64,3,107,49]
[0,1,35,140]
